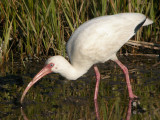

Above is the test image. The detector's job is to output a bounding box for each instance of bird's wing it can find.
[67,13,149,65]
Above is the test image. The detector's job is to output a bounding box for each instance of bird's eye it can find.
[50,63,54,67]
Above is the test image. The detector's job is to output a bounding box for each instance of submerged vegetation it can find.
[0,0,159,65]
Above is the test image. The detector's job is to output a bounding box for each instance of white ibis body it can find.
[21,13,153,103]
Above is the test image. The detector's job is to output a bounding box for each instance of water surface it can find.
[0,56,160,120]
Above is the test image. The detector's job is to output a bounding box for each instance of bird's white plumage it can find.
[46,13,153,80]
[67,13,152,71]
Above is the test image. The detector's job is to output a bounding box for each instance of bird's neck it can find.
[59,59,90,80]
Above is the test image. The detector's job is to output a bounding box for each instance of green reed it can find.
[0,0,159,64]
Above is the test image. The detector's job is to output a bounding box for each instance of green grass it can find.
[0,0,159,64]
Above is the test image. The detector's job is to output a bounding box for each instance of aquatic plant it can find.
[0,0,159,65]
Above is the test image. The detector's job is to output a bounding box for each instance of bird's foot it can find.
[129,94,138,100]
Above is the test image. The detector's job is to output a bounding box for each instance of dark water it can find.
[0,56,160,120]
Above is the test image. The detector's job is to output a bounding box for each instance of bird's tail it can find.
[143,18,153,26]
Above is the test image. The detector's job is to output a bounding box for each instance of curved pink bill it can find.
[20,64,52,103]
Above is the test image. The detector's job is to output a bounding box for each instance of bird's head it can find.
[45,56,68,73]
[20,56,67,103]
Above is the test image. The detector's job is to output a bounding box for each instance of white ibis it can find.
[21,13,153,103]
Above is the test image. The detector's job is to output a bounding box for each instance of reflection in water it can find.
[21,107,28,120]
[21,98,145,120]
[0,56,160,119]
[126,99,132,120]
[94,99,143,120]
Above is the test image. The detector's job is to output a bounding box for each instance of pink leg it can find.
[114,60,137,99]
[126,99,132,120]
[94,99,100,120]
[94,65,101,100]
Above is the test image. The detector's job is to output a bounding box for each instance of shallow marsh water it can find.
[0,55,160,120]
